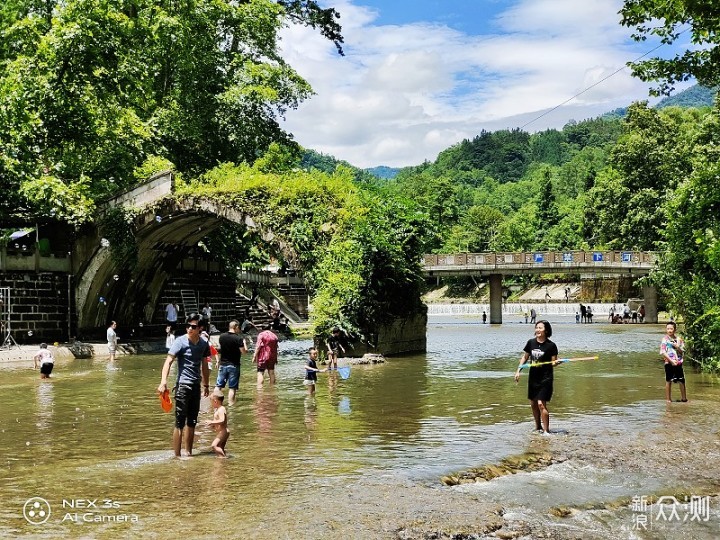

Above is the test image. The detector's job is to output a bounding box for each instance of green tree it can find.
[556,146,607,199]
[493,204,537,251]
[0,0,343,221]
[586,102,698,250]
[652,101,720,371]
[387,172,460,237]
[536,168,558,229]
[443,205,504,253]
[621,0,720,94]
[620,1,720,371]
[543,197,586,250]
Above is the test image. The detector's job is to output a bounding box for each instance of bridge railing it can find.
[1,246,71,272]
[424,251,658,268]
[236,270,271,285]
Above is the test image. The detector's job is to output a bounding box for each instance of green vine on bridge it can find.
[175,162,434,340]
[98,206,139,269]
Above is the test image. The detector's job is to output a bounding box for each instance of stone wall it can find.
[275,283,309,319]
[0,272,71,344]
[343,312,428,357]
[579,276,639,303]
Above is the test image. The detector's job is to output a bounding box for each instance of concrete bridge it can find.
[423,251,659,324]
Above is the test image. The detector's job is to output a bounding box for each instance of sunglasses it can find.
[186,324,199,329]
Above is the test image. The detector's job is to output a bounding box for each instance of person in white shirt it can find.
[165,301,178,329]
[201,303,212,324]
[33,343,55,378]
[165,325,176,352]
[107,321,118,361]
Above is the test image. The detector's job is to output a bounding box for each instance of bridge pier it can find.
[489,274,503,324]
[642,284,658,324]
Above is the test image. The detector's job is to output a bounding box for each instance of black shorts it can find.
[528,378,553,401]
[174,383,201,429]
[40,363,54,376]
[257,362,276,373]
[664,363,685,383]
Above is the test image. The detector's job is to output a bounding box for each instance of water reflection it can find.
[303,396,318,434]
[35,381,54,432]
[338,396,351,415]
[252,387,279,436]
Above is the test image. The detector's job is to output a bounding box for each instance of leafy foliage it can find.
[300,148,379,185]
[0,0,342,222]
[178,163,433,339]
[651,103,720,372]
[98,206,138,268]
[621,1,720,95]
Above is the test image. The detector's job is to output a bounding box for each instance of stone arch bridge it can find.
[71,172,426,354]
[75,172,298,336]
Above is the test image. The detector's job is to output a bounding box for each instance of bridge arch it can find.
[76,196,300,335]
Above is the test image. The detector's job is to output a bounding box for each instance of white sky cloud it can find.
[279,0,689,168]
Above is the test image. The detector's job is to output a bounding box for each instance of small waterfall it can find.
[427,302,617,316]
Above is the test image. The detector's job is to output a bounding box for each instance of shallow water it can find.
[1,316,718,538]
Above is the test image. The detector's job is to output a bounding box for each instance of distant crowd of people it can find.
[608,303,646,324]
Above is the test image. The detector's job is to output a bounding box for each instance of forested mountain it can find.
[300,149,377,184]
[305,87,714,184]
[375,102,707,257]
[365,166,400,179]
[655,84,716,109]
[601,85,714,120]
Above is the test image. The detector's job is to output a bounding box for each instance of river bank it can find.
[0,342,130,364]
[305,404,720,540]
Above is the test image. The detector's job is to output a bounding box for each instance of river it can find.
[0,315,718,538]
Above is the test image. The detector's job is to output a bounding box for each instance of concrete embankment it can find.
[0,342,152,364]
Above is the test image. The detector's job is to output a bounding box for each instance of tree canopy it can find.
[173,163,433,339]
[621,1,720,95]
[0,0,341,223]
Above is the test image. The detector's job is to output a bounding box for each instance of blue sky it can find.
[352,0,502,34]
[279,0,693,168]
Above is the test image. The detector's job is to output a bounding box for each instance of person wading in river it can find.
[157,313,210,457]
[660,321,688,403]
[514,320,559,435]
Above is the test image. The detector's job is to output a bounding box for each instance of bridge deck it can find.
[423,251,656,276]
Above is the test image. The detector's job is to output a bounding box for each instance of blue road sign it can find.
[534,253,544,263]
[621,251,632,262]
[563,252,573,262]
[592,252,603,262]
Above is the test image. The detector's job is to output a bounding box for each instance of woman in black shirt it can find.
[514,320,559,435]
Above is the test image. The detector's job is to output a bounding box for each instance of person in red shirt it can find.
[252,329,278,386]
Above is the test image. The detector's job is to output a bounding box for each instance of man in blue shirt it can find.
[157,313,210,457]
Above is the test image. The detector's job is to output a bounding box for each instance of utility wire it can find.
[520,27,691,130]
